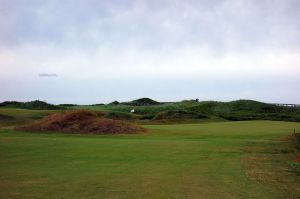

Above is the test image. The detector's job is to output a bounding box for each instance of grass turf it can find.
[1,121,300,198]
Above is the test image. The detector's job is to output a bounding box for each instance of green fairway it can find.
[1,121,300,198]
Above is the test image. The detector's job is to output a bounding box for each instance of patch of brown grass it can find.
[241,138,300,198]
[16,110,146,134]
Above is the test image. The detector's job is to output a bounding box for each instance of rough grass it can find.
[0,108,57,127]
[104,111,136,120]
[78,100,300,122]
[1,121,300,198]
[153,110,207,121]
[241,134,300,198]
[16,110,146,134]
[0,114,15,121]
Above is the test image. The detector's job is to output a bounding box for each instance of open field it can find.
[1,120,300,198]
[2,0,300,198]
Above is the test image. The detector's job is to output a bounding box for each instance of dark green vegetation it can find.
[125,97,160,106]
[2,98,300,123]
[153,110,207,120]
[79,99,300,122]
[0,100,63,110]
[107,98,159,106]
[1,121,300,198]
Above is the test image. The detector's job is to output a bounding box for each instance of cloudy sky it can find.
[0,0,299,104]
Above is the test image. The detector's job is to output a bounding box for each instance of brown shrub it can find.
[16,110,146,134]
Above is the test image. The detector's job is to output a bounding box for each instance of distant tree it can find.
[109,101,120,105]
[195,98,199,102]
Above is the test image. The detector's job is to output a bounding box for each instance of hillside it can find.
[0,100,64,110]
[124,98,160,106]
[87,99,300,122]
[1,99,299,123]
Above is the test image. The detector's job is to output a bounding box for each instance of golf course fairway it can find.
[1,121,300,198]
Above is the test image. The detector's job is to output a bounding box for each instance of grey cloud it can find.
[1,0,300,53]
[1,0,300,103]
[39,73,57,77]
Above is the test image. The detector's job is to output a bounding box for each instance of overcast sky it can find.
[0,0,300,104]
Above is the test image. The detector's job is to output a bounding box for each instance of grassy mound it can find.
[0,100,63,110]
[153,110,207,120]
[126,98,160,106]
[16,110,146,134]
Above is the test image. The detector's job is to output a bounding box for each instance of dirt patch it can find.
[15,110,146,134]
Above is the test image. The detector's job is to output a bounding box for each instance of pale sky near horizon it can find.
[0,0,300,104]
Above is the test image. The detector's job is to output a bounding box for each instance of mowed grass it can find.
[1,121,300,199]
